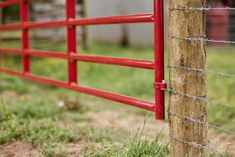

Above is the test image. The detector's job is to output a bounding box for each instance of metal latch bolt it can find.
[155,80,167,91]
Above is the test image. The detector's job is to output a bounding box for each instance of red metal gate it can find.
[0,0,165,119]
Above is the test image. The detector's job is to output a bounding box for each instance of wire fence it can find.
[166,88,235,156]
[170,35,235,44]
[169,7,235,11]
[168,2,235,156]
[170,136,224,157]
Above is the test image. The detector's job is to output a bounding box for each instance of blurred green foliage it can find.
[2,5,20,23]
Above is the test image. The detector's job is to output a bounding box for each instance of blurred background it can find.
[1,0,235,46]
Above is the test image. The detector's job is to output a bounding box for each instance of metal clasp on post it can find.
[155,80,167,91]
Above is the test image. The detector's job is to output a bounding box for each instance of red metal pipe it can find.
[0,21,66,30]
[25,49,67,59]
[0,14,152,30]
[0,67,155,111]
[0,0,19,7]
[20,0,30,73]
[0,23,21,30]
[0,48,67,59]
[66,0,77,84]
[0,67,69,88]
[0,48,22,54]
[24,20,66,28]
[0,47,154,69]
[70,53,155,69]
[69,13,154,25]
[0,48,154,69]
[0,67,23,76]
[25,73,69,88]
[154,0,165,120]
[0,14,153,31]
[71,84,155,111]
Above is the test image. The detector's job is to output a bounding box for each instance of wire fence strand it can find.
[168,112,235,135]
[170,136,224,157]
[169,7,235,11]
[170,35,235,44]
[168,65,235,78]
[165,88,235,109]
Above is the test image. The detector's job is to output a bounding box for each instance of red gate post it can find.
[20,0,30,73]
[154,0,165,120]
[66,0,77,84]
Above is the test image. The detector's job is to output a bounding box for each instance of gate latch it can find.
[155,81,167,91]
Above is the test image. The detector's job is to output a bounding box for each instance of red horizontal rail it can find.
[0,48,154,69]
[70,84,155,111]
[0,21,66,30]
[25,49,67,58]
[0,67,23,76]
[0,67,68,87]
[0,48,67,59]
[25,73,69,88]
[0,14,153,30]
[0,0,19,7]
[69,13,154,25]
[0,67,155,111]
[0,48,22,54]
[23,20,66,28]
[0,21,65,30]
[70,54,155,69]
[0,23,21,30]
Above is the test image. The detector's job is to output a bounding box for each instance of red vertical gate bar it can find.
[66,0,77,84]
[20,0,30,72]
[154,0,165,119]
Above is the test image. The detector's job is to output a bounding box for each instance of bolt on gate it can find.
[0,0,166,119]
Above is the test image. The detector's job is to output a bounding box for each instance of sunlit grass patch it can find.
[84,119,169,157]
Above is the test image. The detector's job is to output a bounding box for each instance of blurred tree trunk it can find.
[120,25,129,47]
[0,7,2,64]
[0,7,2,24]
[0,7,2,43]
[80,0,92,49]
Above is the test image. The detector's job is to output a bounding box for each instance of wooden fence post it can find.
[168,0,208,157]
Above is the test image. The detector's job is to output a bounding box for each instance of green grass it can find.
[0,40,235,156]
[85,120,169,157]
[0,98,76,156]
[0,92,129,156]
[206,47,235,130]
[0,97,168,156]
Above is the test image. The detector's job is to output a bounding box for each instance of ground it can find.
[0,85,169,157]
[0,89,234,157]
[0,141,42,157]
[0,41,235,156]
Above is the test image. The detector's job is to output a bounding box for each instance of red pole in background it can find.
[154,0,165,120]
[66,0,77,84]
[20,0,29,73]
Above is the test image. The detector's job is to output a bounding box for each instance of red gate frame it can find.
[0,0,165,120]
